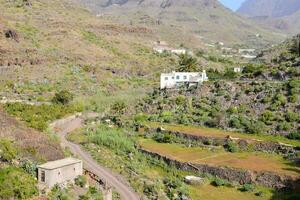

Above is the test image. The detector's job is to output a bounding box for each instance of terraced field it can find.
[145,122,300,147]
[189,184,273,200]
[139,139,300,178]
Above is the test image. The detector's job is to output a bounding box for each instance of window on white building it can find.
[176,75,180,80]
[183,75,187,80]
[41,171,45,182]
[165,77,168,80]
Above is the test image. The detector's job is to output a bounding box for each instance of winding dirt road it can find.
[53,116,140,200]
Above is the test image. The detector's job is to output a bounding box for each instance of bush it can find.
[0,139,17,162]
[111,100,127,115]
[153,133,176,143]
[245,120,266,134]
[75,175,87,188]
[286,111,300,122]
[52,90,74,105]
[160,111,174,123]
[277,122,291,131]
[0,167,38,200]
[239,184,255,192]
[226,141,239,153]
[20,160,37,176]
[287,131,300,140]
[4,103,81,131]
[212,177,226,187]
[89,125,135,153]
[229,117,242,129]
[261,111,275,124]
[274,94,287,106]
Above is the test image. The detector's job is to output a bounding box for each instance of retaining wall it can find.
[140,149,298,189]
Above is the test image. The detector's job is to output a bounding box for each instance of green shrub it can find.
[286,111,300,122]
[277,122,291,131]
[111,101,127,115]
[89,125,135,153]
[289,94,298,103]
[0,139,17,162]
[239,184,255,192]
[160,111,174,123]
[212,177,226,187]
[274,94,287,106]
[52,90,74,105]
[287,131,300,140]
[261,111,275,123]
[245,120,266,134]
[75,175,87,188]
[229,117,242,129]
[20,160,37,176]
[226,141,239,153]
[4,103,81,131]
[153,133,175,143]
[0,167,38,200]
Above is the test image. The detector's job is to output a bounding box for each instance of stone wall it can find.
[140,149,298,189]
[153,128,298,156]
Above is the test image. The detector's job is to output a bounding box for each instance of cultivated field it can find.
[139,139,300,178]
[145,122,300,147]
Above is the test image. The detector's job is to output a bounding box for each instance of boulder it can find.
[184,176,204,185]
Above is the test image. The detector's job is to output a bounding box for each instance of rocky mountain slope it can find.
[0,0,178,103]
[238,0,300,18]
[75,0,284,47]
[237,0,300,35]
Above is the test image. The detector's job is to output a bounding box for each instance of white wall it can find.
[38,161,83,188]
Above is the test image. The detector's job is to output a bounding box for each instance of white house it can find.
[37,157,83,188]
[160,70,208,89]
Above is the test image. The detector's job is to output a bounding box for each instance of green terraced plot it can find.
[139,139,300,178]
[145,122,300,147]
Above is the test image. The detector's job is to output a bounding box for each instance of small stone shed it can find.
[37,157,83,188]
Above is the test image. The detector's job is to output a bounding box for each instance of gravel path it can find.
[54,116,140,200]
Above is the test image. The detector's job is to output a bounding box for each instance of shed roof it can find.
[38,157,82,170]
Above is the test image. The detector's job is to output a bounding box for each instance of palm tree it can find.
[290,34,300,56]
[177,53,199,72]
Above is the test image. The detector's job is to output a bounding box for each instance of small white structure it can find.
[37,157,83,188]
[241,54,256,59]
[184,176,204,185]
[234,67,243,73]
[238,49,256,54]
[160,70,208,89]
[170,49,187,55]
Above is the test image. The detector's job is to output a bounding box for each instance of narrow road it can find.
[54,116,140,200]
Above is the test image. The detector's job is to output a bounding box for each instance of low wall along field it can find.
[139,148,299,189]
[145,122,299,156]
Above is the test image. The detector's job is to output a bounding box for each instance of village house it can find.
[160,70,208,89]
[153,41,188,55]
[37,157,83,188]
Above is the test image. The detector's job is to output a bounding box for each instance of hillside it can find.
[0,108,64,161]
[0,0,181,109]
[238,0,300,18]
[74,0,284,47]
[237,0,300,35]
[256,33,300,71]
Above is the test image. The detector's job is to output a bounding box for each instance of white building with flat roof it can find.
[37,157,83,188]
[160,70,208,89]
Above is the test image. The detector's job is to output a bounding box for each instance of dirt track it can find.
[53,116,140,200]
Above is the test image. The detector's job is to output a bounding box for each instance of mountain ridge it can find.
[74,0,284,47]
[237,0,300,18]
[237,0,300,35]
